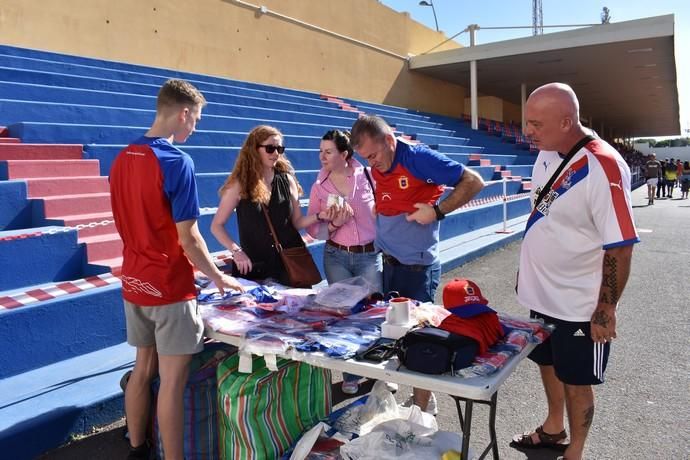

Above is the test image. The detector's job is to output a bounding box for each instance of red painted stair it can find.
[80,233,124,263]
[3,159,100,178]
[41,193,112,217]
[0,144,83,161]
[26,176,109,197]
[3,139,123,275]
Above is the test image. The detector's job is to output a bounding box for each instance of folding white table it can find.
[205,326,536,460]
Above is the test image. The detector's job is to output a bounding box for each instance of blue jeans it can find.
[323,244,383,293]
[382,257,441,303]
[323,244,382,384]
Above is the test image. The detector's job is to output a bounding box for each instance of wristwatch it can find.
[433,204,446,221]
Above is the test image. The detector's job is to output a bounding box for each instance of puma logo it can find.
[610,180,622,190]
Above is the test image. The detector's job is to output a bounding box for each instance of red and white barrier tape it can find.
[0,273,120,310]
[0,254,234,311]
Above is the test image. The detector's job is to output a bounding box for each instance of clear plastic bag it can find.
[314,276,375,310]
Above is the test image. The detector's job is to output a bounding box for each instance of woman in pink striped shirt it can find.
[307,129,383,394]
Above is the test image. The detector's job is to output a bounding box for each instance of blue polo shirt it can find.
[372,140,465,265]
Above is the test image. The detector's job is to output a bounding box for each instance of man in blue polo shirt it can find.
[351,115,484,413]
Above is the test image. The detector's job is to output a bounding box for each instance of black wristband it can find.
[433,204,446,221]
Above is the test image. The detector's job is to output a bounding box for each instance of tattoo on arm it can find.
[592,309,610,328]
[598,254,619,305]
[582,405,595,429]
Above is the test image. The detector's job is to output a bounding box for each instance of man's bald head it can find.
[529,83,580,122]
[524,82,587,153]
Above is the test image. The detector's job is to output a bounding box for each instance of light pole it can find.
[419,0,439,32]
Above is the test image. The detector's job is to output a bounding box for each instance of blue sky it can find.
[382,0,688,138]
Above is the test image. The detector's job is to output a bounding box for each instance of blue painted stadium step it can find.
[0,81,360,124]
[8,122,325,148]
[414,132,470,147]
[195,170,320,207]
[435,144,485,154]
[0,65,337,112]
[0,99,353,138]
[0,180,33,230]
[393,123,456,137]
[0,44,329,99]
[440,215,527,272]
[86,145,325,176]
[0,226,87,291]
[440,197,531,241]
[0,282,125,378]
[342,99,431,120]
[0,341,134,460]
[0,55,337,108]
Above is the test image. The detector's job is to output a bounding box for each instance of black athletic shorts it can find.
[528,310,610,385]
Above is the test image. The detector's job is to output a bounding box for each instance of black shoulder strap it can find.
[363,166,376,202]
[533,135,594,209]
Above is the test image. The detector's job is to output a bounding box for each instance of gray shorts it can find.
[124,299,204,356]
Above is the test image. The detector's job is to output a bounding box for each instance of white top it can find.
[517,138,639,321]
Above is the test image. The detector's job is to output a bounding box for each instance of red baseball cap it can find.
[443,278,489,309]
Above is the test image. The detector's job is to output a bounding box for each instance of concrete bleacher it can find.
[0,44,536,459]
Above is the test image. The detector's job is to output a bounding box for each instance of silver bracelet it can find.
[231,247,243,255]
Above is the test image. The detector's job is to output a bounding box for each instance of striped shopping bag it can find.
[217,354,332,460]
[152,342,237,460]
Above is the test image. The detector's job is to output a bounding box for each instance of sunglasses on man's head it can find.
[259,144,286,154]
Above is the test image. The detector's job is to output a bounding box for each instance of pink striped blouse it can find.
[306,158,377,246]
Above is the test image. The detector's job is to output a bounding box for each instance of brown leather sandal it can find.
[510,425,569,451]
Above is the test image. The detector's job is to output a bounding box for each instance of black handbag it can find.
[261,205,322,288]
[396,326,479,375]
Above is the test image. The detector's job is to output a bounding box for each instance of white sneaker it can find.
[402,392,438,416]
[341,380,360,395]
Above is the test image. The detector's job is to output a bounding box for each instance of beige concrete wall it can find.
[0,0,469,116]
[464,96,505,122]
[503,101,522,125]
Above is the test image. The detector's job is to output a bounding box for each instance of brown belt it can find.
[326,239,376,254]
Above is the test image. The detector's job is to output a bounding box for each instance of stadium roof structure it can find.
[409,14,679,138]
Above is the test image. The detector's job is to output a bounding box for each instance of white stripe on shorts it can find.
[593,342,604,382]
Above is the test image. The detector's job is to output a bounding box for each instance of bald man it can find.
[510,83,638,460]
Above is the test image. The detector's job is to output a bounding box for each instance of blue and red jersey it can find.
[372,140,465,265]
[109,136,200,306]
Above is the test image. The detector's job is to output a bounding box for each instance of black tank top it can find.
[236,172,303,283]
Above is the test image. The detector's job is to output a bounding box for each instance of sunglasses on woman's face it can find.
[259,144,286,154]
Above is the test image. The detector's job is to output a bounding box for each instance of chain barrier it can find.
[0,219,114,242]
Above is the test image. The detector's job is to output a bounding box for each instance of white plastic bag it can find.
[334,381,437,437]
[340,418,465,460]
[288,422,349,460]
